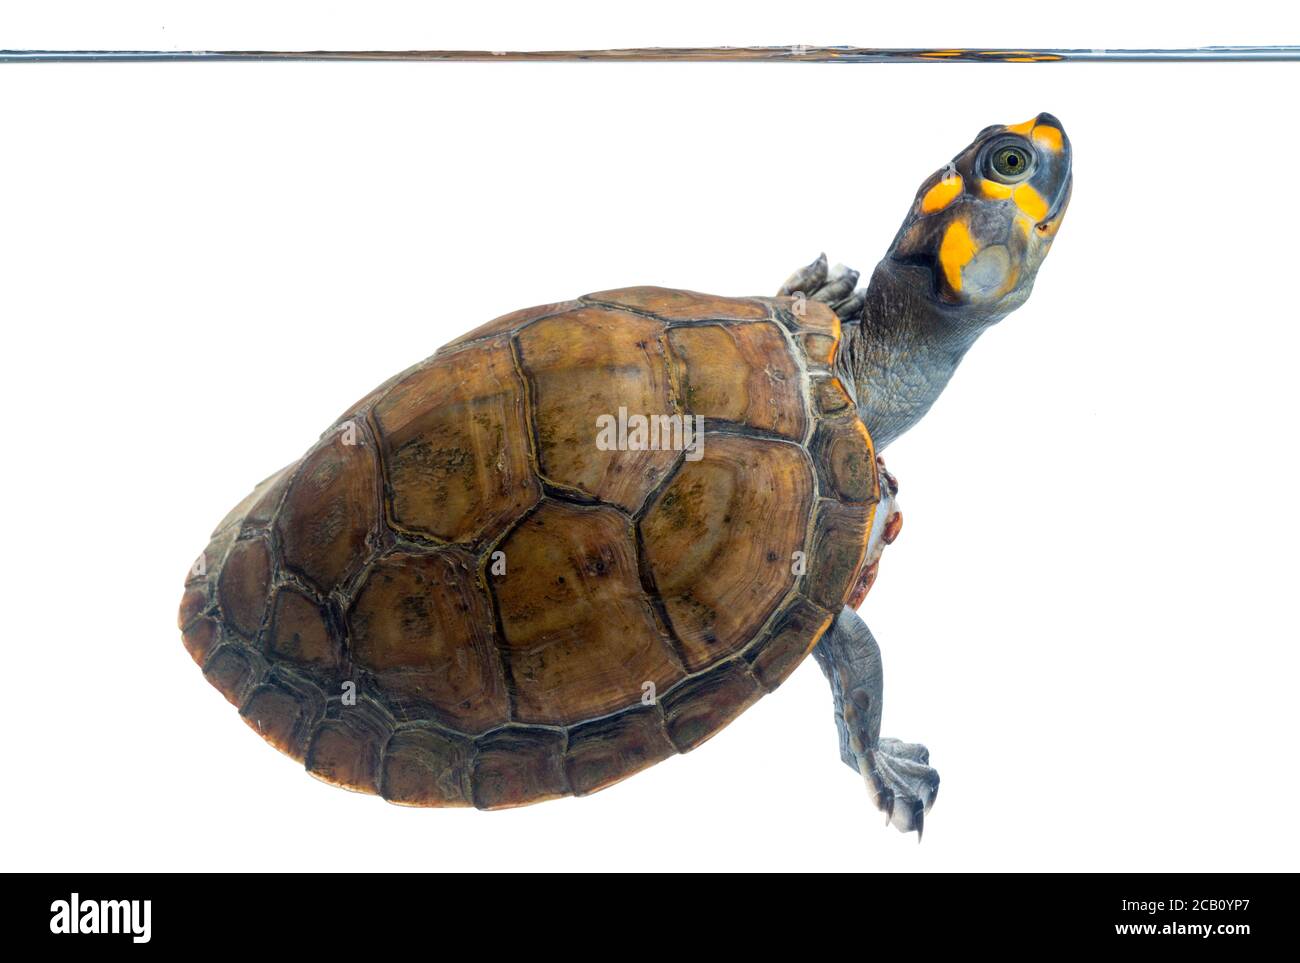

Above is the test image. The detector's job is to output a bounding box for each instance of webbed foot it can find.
[813,606,940,838]
[777,252,867,322]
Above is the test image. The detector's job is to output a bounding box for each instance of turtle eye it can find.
[986,139,1035,183]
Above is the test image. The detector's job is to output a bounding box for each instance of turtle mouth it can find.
[1019,111,1071,235]
[1036,170,1073,235]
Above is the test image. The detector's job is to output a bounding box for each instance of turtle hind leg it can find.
[812,606,939,837]
[777,253,867,323]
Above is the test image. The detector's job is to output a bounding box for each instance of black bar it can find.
[14,872,1290,948]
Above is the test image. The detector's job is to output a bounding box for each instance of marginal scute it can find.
[276,424,378,594]
[240,685,308,761]
[666,321,808,440]
[745,597,834,691]
[584,286,769,321]
[662,661,763,752]
[178,586,207,630]
[800,333,839,368]
[241,464,294,531]
[492,500,685,725]
[348,550,508,733]
[306,703,393,794]
[381,727,472,807]
[565,707,675,796]
[470,728,569,810]
[306,722,381,794]
[805,500,875,613]
[181,616,220,666]
[775,295,840,338]
[812,375,855,415]
[373,337,539,544]
[191,527,235,584]
[811,417,879,504]
[516,307,679,511]
[217,537,272,638]
[641,434,814,670]
[203,644,261,707]
[212,472,278,538]
[443,299,582,349]
[239,673,326,762]
[331,359,427,426]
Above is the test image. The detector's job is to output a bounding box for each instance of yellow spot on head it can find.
[1013,183,1049,221]
[938,219,978,292]
[1005,118,1036,136]
[1037,215,1064,240]
[1032,125,1064,153]
[921,173,963,213]
[980,180,1012,200]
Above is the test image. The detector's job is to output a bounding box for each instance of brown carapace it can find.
[177,287,885,808]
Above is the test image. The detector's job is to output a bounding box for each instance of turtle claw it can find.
[857,739,940,838]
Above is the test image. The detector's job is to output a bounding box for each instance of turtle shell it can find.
[177,287,883,808]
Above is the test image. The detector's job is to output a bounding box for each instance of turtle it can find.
[177,112,1071,834]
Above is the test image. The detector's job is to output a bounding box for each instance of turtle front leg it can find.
[813,606,939,837]
[778,253,867,322]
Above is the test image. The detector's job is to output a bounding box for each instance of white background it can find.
[2,2,1298,872]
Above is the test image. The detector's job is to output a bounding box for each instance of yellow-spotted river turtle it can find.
[178,113,1071,834]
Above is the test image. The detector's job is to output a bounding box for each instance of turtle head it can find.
[886,112,1072,324]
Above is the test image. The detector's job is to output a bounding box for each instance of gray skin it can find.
[779,112,1073,836]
